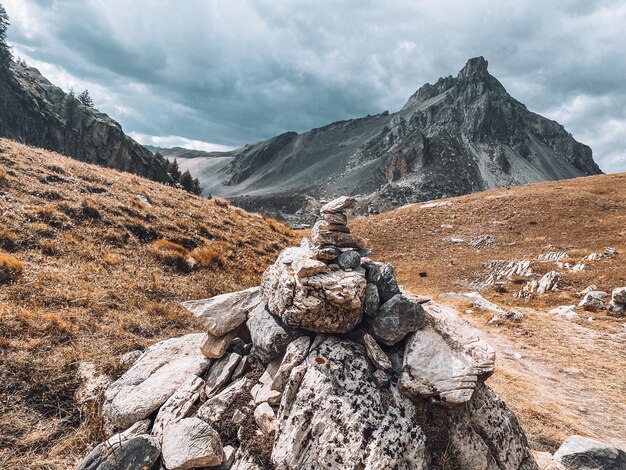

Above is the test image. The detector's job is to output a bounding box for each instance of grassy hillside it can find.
[352,173,626,451]
[0,139,296,469]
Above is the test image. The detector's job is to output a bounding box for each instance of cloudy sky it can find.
[4,0,625,172]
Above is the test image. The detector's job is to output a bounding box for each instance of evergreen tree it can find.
[168,158,181,181]
[62,89,80,129]
[179,170,194,192]
[0,3,12,74]
[78,89,94,107]
[191,177,203,196]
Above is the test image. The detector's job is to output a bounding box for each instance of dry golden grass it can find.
[0,138,297,468]
[0,251,24,283]
[352,173,626,451]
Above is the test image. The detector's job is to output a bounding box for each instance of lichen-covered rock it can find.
[399,303,495,406]
[272,336,428,469]
[271,336,311,392]
[161,417,223,470]
[337,250,361,270]
[181,287,261,336]
[362,259,402,303]
[553,435,626,470]
[364,283,380,317]
[261,246,367,333]
[578,290,608,311]
[77,424,160,470]
[418,383,538,469]
[368,294,426,345]
[103,333,211,431]
[247,304,302,362]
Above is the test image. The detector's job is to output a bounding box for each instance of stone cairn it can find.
[78,196,538,470]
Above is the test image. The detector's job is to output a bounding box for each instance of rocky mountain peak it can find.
[457,55,490,79]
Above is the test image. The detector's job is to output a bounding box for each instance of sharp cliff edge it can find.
[0,62,170,182]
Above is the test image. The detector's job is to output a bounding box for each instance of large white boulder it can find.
[161,417,223,470]
[103,333,211,431]
[399,303,495,406]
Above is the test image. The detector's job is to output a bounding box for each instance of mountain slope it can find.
[351,172,626,451]
[0,62,170,182]
[179,57,601,224]
[0,139,295,468]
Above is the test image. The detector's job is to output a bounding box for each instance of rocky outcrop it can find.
[273,336,428,469]
[0,62,170,182]
[79,196,537,469]
[178,57,602,224]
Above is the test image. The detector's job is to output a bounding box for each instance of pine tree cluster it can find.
[154,152,203,195]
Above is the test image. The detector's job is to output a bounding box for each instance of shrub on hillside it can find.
[0,225,18,251]
[0,252,24,283]
[149,239,194,273]
[191,243,226,268]
[0,169,8,187]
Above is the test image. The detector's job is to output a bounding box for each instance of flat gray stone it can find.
[247,303,302,362]
[181,286,261,336]
[205,352,242,397]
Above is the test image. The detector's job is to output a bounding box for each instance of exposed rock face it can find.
[179,56,601,224]
[578,290,608,311]
[422,383,538,469]
[553,435,626,470]
[102,333,211,431]
[261,245,367,333]
[273,336,428,469]
[0,63,169,182]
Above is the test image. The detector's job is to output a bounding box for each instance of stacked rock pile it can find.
[77,196,538,470]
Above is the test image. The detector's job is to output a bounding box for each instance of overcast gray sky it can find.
[4,0,625,172]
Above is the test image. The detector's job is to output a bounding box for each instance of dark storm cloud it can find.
[3,0,626,171]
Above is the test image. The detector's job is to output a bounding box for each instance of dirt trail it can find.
[439,301,626,450]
